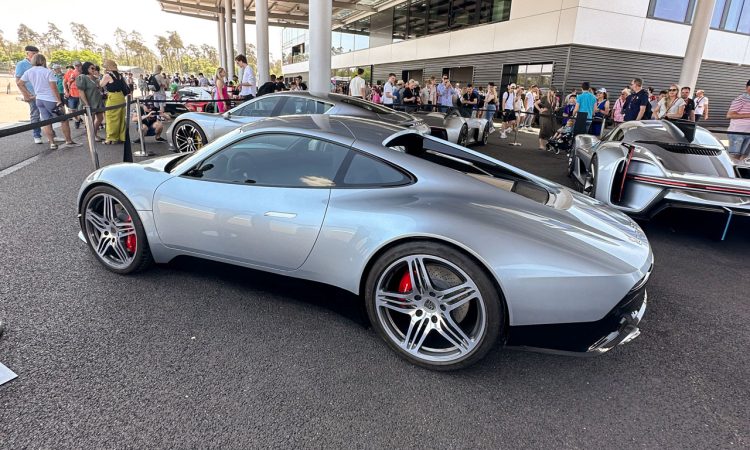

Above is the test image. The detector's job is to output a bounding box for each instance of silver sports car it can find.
[166,91,430,153]
[570,119,750,219]
[78,115,652,370]
[413,108,494,146]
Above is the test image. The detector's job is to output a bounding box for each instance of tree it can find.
[270,59,283,77]
[17,24,41,47]
[167,31,184,73]
[114,28,130,65]
[200,44,218,64]
[43,22,67,54]
[154,35,171,71]
[70,22,97,50]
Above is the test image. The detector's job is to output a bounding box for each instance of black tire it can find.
[586,155,598,197]
[172,119,208,153]
[80,185,153,275]
[480,122,490,146]
[458,124,469,147]
[364,241,504,371]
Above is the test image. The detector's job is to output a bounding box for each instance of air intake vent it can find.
[737,166,750,179]
[636,141,722,156]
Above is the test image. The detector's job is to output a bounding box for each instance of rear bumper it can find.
[507,281,648,355]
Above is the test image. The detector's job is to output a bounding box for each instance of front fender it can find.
[592,144,628,205]
[77,161,174,212]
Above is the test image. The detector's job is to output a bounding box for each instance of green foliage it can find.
[49,49,102,66]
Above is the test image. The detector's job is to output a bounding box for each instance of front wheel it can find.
[365,242,504,370]
[81,185,153,274]
[480,122,490,146]
[172,120,207,153]
[457,124,469,147]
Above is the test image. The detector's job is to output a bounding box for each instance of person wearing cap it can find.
[694,89,709,122]
[725,80,750,163]
[590,88,610,136]
[500,83,517,138]
[64,61,83,129]
[14,45,47,144]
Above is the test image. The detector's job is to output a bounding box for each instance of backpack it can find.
[147,74,161,92]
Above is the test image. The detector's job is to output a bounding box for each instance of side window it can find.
[234,97,281,117]
[279,97,334,115]
[187,134,350,187]
[342,153,410,187]
[608,128,625,142]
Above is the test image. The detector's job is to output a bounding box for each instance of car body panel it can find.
[572,120,750,217]
[79,115,653,331]
[415,109,491,145]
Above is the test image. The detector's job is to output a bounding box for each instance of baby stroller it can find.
[546,129,574,155]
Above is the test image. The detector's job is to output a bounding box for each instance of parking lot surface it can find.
[0,126,748,448]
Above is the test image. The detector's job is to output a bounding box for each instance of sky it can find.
[0,0,283,60]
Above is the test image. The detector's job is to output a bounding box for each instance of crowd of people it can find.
[12,43,750,163]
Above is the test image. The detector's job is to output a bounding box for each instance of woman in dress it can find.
[653,84,685,120]
[590,88,610,136]
[214,67,228,113]
[535,87,559,150]
[99,59,128,144]
[76,62,105,141]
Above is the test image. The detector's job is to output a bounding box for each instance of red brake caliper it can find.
[398,270,412,295]
[125,215,136,254]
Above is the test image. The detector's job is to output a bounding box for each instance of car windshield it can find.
[330,94,395,114]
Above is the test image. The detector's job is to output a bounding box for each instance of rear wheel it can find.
[458,124,469,147]
[365,242,503,370]
[172,120,207,153]
[81,185,153,274]
[480,122,490,146]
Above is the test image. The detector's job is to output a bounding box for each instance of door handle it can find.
[264,211,297,219]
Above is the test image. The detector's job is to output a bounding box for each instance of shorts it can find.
[153,92,167,109]
[67,96,80,110]
[503,109,516,122]
[36,99,61,121]
[144,125,157,136]
[727,133,750,157]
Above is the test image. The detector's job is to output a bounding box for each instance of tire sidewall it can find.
[81,185,149,274]
[364,242,504,370]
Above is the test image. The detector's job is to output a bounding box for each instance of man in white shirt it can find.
[500,83,517,138]
[349,68,366,98]
[197,73,209,87]
[522,85,537,129]
[17,53,80,149]
[694,89,709,122]
[383,73,396,107]
[234,54,257,101]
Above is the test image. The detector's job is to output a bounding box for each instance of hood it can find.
[638,142,736,178]
[377,110,418,124]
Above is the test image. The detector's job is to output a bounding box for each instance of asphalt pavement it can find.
[0,123,748,448]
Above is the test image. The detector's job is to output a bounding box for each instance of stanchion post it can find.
[132,98,149,157]
[83,106,100,169]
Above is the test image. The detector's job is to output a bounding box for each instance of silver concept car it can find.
[78,115,652,370]
[166,91,430,153]
[414,108,494,146]
[570,120,750,219]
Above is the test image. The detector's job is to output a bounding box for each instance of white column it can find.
[309,0,332,92]
[224,0,235,80]
[679,0,717,91]
[256,0,269,85]
[235,0,246,58]
[217,15,227,71]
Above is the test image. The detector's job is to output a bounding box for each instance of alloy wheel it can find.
[374,254,487,364]
[84,193,137,270]
[174,122,204,153]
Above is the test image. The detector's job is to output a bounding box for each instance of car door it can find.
[212,96,286,138]
[152,132,351,270]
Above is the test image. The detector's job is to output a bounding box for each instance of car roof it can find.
[237,115,405,146]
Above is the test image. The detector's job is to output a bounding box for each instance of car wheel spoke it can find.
[376,290,416,314]
[114,220,136,239]
[437,314,472,354]
[94,235,110,258]
[102,195,116,222]
[111,239,130,263]
[402,315,431,353]
[407,256,434,295]
[438,282,478,311]
[85,210,108,233]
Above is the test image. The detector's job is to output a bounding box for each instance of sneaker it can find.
[132,138,141,144]
[34,137,43,144]
[63,141,83,148]
[500,132,507,139]
[49,143,58,150]
[74,120,81,129]
[155,137,167,142]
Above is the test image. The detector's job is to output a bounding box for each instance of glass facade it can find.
[649,0,750,34]
[282,0,512,65]
[501,63,554,91]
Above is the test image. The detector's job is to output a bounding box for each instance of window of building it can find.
[408,0,429,39]
[501,63,554,91]
[648,0,695,23]
[393,2,409,42]
[650,0,750,34]
[428,0,452,34]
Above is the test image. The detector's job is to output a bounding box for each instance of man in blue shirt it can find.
[573,81,596,132]
[15,45,43,143]
[623,78,650,121]
[436,75,456,113]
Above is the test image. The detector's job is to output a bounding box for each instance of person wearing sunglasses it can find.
[653,84,685,120]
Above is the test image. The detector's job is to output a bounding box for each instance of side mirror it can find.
[222,111,232,119]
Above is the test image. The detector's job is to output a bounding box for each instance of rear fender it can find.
[592,144,628,204]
